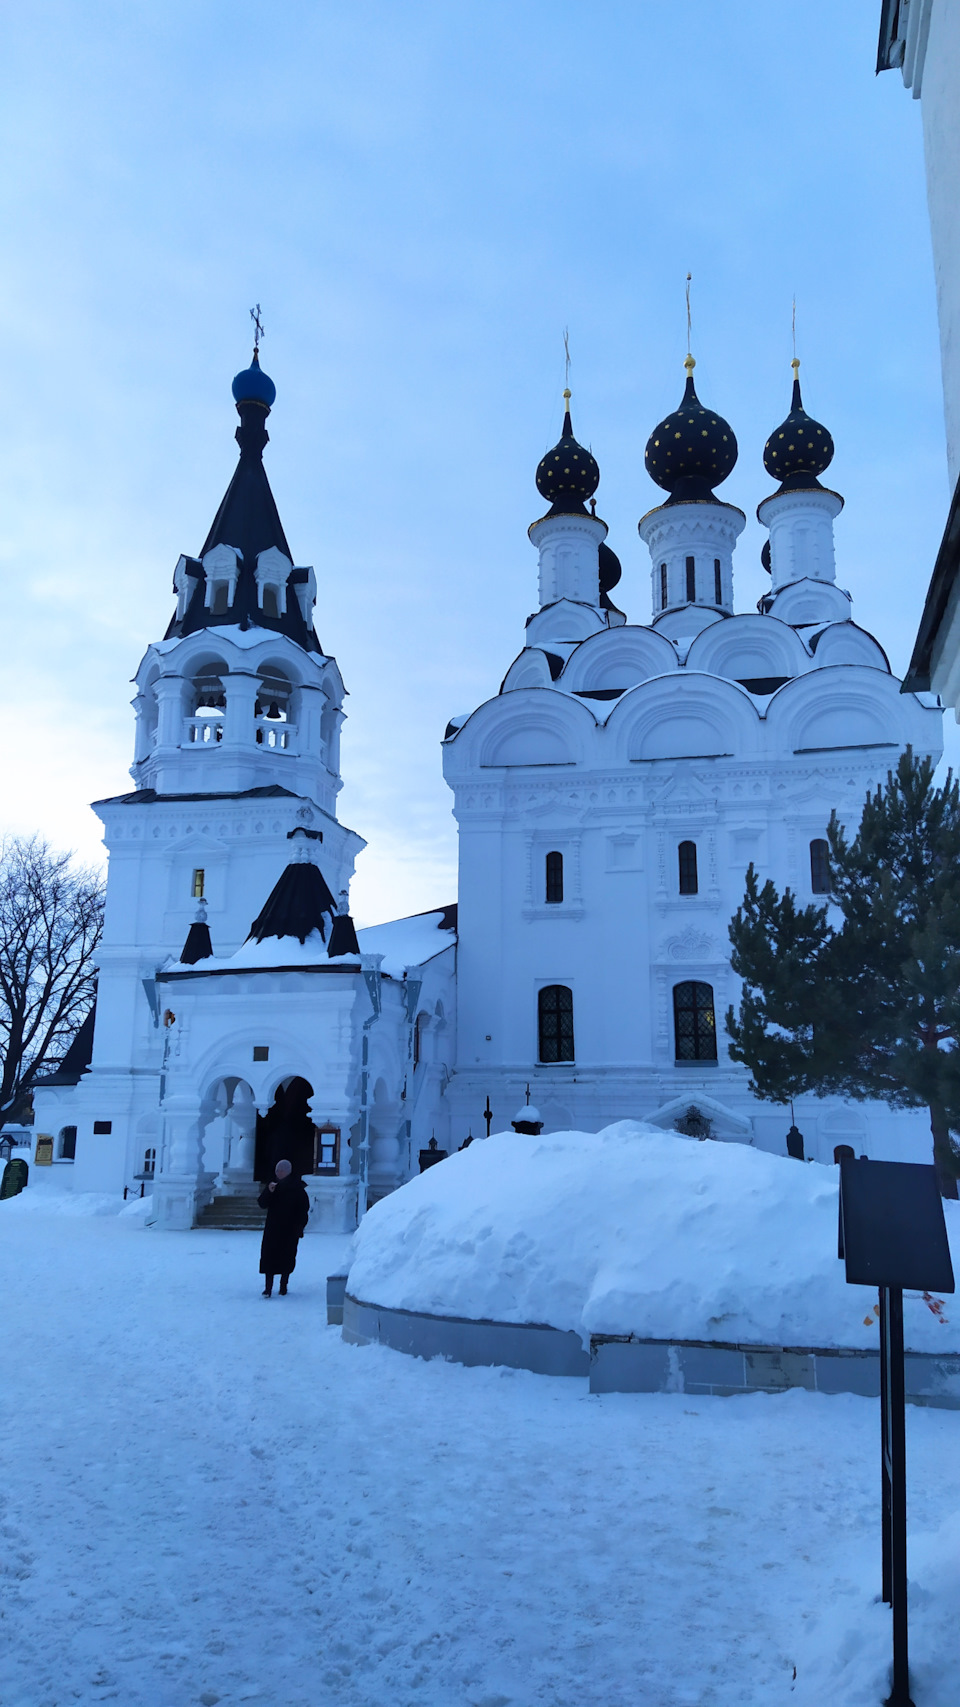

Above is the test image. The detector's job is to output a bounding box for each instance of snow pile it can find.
[0,1166,137,1218]
[348,1121,960,1352]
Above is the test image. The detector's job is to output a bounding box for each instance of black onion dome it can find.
[598,540,622,597]
[644,358,738,503]
[763,362,834,489]
[535,391,600,516]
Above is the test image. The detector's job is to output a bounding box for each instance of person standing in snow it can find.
[258,1159,310,1297]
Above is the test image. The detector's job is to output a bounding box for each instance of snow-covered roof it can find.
[356,905,457,976]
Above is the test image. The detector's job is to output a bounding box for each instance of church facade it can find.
[33,345,942,1227]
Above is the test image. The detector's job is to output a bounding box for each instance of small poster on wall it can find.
[34,1135,54,1166]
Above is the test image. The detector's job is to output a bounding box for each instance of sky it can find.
[0,1,952,926]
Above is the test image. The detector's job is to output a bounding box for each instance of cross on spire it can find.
[250,302,265,354]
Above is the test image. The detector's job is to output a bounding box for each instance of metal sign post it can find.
[838,1159,954,1707]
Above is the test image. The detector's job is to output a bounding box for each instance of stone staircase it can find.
[196,1193,264,1231]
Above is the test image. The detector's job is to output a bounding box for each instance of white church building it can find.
[33,344,942,1228]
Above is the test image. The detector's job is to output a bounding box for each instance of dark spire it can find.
[327,912,361,957]
[535,390,600,517]
[164,351,321,653]
[248,839,338,945]
[180,901,213,965]
[644,356,738,504]
[763,360,835,492]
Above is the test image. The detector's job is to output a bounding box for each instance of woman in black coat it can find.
[258,1160,310,1296]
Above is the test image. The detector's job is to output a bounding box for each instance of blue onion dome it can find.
[644,356,738,503]
[232,348,276,409]
[763,360,834,490]
[536,390,600,515]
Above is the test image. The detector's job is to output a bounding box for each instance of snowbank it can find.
[348,1121,960,1353]
[0,1167,140,1218]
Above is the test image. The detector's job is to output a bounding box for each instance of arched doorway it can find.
[254,1077,317,1181]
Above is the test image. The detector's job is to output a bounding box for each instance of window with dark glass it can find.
[142,1147,156,1175]
[714,558,722,603]
[673,981,718,1062]
[211,582,229,615]
[191,868,205,899]
[413,1011,427,1068]
[59,1126,77,1160]
[678,840,698,895]
[685,556,696,602]
[810,838,830,894]
[538,985,574,1063]
[545,851,564,904]
[660,563,668,609]
[833,1144,855,1164]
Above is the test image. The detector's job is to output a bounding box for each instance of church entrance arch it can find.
[254,1076,319,1182]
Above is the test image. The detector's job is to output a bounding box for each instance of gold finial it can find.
[791,357,800,376]
[684,353,696,376]
[563,387,571,403]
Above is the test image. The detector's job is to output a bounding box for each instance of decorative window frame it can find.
[255,546,292,616]
[523,831,583,920]
[203,544,240,611]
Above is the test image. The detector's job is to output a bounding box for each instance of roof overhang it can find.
[902,469,960,693]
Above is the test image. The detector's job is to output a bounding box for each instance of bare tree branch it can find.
[0,835,104,1117]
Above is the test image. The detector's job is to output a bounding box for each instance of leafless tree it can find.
[0,836,104,1120]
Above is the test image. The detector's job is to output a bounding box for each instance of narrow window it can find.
[211,582,229,616]
[413,1011,426,1068]
[678,840,698,895]
[673,981,718,1062]
[59,1126,77,1160]
[685,556,696,602]
[714,558,722,604]
[810,838,830,894]
[660,563,668,609]
[545,851,564,904]
[538,985,575,1063]
[191,868,205,900]
[262,586,279,618]
[313,1126,340,1173]
[142,1147,156,1175]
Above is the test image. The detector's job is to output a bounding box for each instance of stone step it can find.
[197,1196,264,1231]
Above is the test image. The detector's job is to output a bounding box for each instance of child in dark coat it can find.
[258,1160,310,1296]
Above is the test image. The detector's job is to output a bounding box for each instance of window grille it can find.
[810,838,830,894]
[678,840,698,895]
[142,1147,156,1175]
[545,851,564,904]
[673,981,718,1062]
[538,985,574,1063]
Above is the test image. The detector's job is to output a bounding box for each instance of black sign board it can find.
[838,1159,955,1292]
[837,1159,954,1707]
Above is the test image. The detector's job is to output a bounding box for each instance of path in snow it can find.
[1,1205,958,1706]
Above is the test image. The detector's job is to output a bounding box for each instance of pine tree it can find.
[727,750,960,1197]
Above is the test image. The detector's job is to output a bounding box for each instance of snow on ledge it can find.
[347,1122,960,1354]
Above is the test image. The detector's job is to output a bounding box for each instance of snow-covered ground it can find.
[2,1178,959,1706]
[349,1123,960,1352]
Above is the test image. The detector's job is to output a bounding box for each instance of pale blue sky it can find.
[0,2,951,923]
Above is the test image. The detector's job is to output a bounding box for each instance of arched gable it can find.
[605,673,761,765]
[808,623,891,673]
[448,688,596,773]
[766,666,914,757]
[500,650,558,693]
[685,614,810,684]
[560,625,679,693]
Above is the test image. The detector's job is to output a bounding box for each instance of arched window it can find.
[538,985,574,1063]
[413,1011,427,1069]
[714,558,722,604]
[261,586,280,618]
[545,851,564,904]
[673,981,717,1062]
[660,563,668,609]
[211,582,230,616]
[810,838,830,894]
[58,1126,77,1161]
[678,840,698,896]
[685,555,696,602]
[833,1143,855,1164]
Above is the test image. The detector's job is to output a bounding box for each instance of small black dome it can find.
[536,391,600,515]
[644,359,737,502]
[598,540,622,596]
[763,362,834,489]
